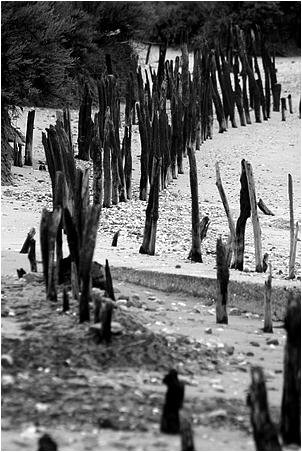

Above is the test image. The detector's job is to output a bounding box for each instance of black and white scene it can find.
[1,1,301,450]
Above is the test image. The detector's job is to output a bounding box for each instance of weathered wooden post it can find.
[287,94,293,114]
[79,205,101,323]
[78,84,93,161]
[123,125,132,200]
[103,108,112,208]
[288,173,296,279]
[289,222,299,280]
[24,110,35,166]
[244,161,263,272]
[280,293,301,447]
[187,146,202,263]
[215,162,236,261]
[91,114,103,206]
[216,237,230,324]
[20,227,37,272]
[247,366,282,451]
[160,369,184,434]
[272,83,281,112]
[180,416,195,451]
[232,160,251,270]
[263,263,273,333]
[281,97,286,121]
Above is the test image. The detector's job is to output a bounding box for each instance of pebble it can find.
[250,341,260,347]
[1,354,13,367]
[229,307,241,316]
[2,374,15,386]
[208,409,227,418]
[205,328,212,334]
[266,338,279,346]
[224,345,235,355]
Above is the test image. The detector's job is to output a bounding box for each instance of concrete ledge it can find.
[111,266,301,319]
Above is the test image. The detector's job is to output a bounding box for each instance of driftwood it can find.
[247,366,282,450]
[258,198,275,216]
[263,263,273,333]
[216,237,230,324]
[244,161,263,272]
[280,293,301,446]
[24,110,35,166]
[160,369,185,434]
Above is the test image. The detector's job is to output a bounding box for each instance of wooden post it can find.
[62,287,69,312]
[289,221,299,280]
[71,261,79,300]
[215,162,236,257]
[20,227,36,254]
[91,114,103,206]
[63,106,73,150]
[232,160,251,270]
[281,97,286,121]
[24,110,35,166]
[263,263,273,333]
[40,209,51,289]
[123,125,132,200]
[180,416,195,451]
[216,237,230,324]
[287,95,293,114]
[78,84,93,161]
[187,147,202,262]
[103,108,112,208]
[105,259,115,301]
[258,198,275,216]
[272,83,281,112]
[244,161,263,272]
[47,207,62,301]
[111,230,120,247]
[79,205,101,323]
[288,174,295,278]
[247,366,282,451]
[160,369,184,434]
[280,293,301,446]
[28,239,37,272]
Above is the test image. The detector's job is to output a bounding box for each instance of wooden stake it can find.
[62,287,69,312]
[244,161,263,272]
[258,198,275,216]
[247,366,281,450]
[272,83,281,112]
[180,416,195,451]
[287,95,293,114]
[281,98,286,121]
[263,263,273,333]
[233,160,251,270]
[216,237,229,324]
[215,162,236,253]
[289,221,299,280]
[280,293,301,446]
[105,259,115,301]
[20,227,36,254]
[187,146,202,262]
[71,261,79,300]
[111,230,120,247]
[47,207,62,301]
[160,369,184,434]
[28,239,37,272]
[288,174,295,278]
[24,110,35,166]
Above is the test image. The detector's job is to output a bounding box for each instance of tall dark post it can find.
[24,110,35,166]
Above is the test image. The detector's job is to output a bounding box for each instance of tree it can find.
[1,1,74,183]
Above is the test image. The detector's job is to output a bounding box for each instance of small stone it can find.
[132,294,140,301]
[127,298,143,308]
[224,345,234,355]
[116,299,128,307]
[2,374,15,386]
[148,296,157,301]
[175,264,181,268]
[266,338,279,346]
[208,409,227,419]
[246,352,254,357]
[111,321,123,335]
[229,308,241,316]
[205,328,212,334]
[250,341,260,347]
[1,354,13,367]
[212,384,225,393]
[35,402,49,413]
